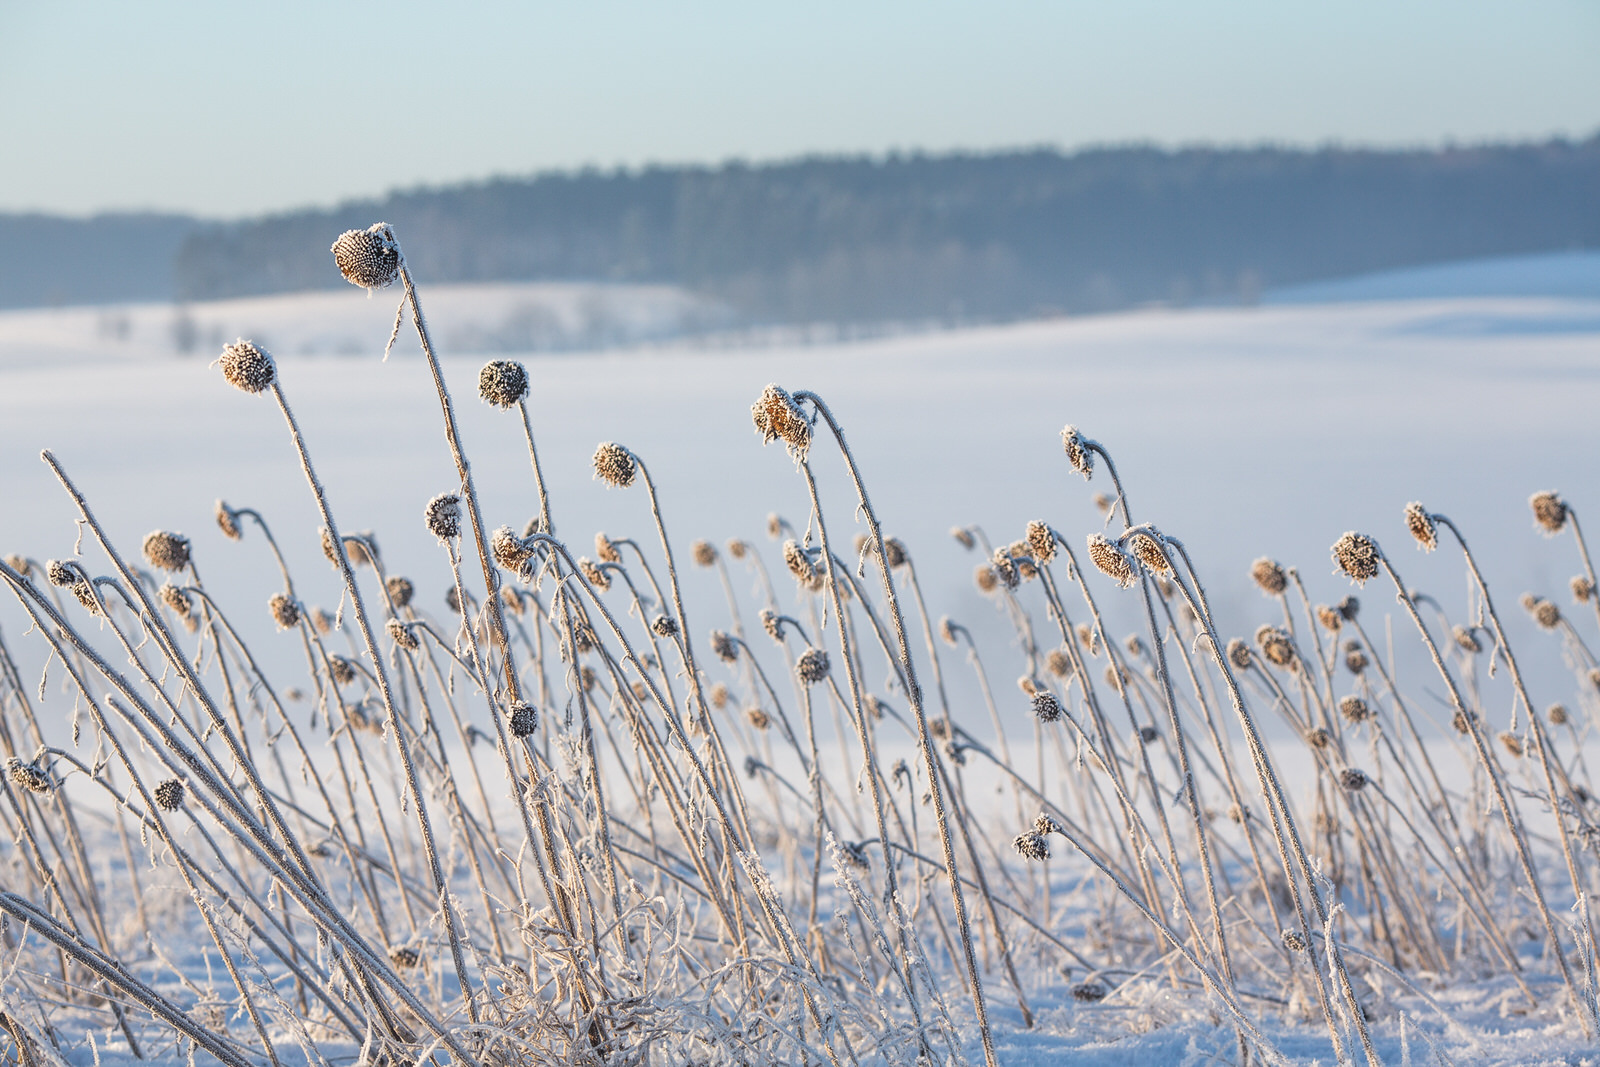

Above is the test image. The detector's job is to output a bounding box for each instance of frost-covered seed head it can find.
[1281,929,1308,952]
[424,494,462,541]
[1046,648,1072,677]
[1345,644,1368,674]
[1339,768,1368,791]
[509,702,538,738]
[328,656,356,686]
[1251,558,1287,595]
[215,500,242,541]
[46,560,78,587]
[746,707,771,730]
[1313,605,1341,632]
[388,946,420,970]
[1305,727,1331,751]
[759,608,785,643]
[725,538,748,560]
[1452,625,1480,653]
[491,526,533,571]
[1572,576,1596,603]
[331,225,401,289]
[1129,533,1172,576]
[651,614,679,638]
[975,565,999,593]
[1071,982,1108,1003]
[951,526,976,550]
[880,537,908,569]
[159,583,193,616]
[1404,502,1437,552]
[142,531,191,572]
[386,575,414,608]
[594,532,621,564]
[1086,534,1136,588]
[268,592,300,630]
[1025,521,1056,564]
[1339,695,1372,724]
[691,540,718,567]
[386,617,419,650]
[219,340,276,394]
[1034,812,1062,836]
[1032,691,1062,723]
[1499,731,1524,758]
[1550,704,1570,726]
[839,841,871,872]
[1531,491,1568,535]
[477,360,529,408]
[7,758,51,795]
[319,527,339,566]
[1532,598,1562,630]
[593,442,637,488]
[69,580,100,615]
[153,778,184,811]
[1255,625,1296,668]
[1227,638,1252,671]
[1013,831,1049,861]
[707,682,729,710]
[783,540,818,584]
[991,548,1020,590]
[1453,710,1472,734]
[796,648,831,685]
[750,384,812,457]
[710,630,738,663]
[1060,425,1094,479]
[1337,595,1360,620]
[1075,623,1099,656]
[1332,532,1381,585]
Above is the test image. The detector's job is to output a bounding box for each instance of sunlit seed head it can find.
[218,340,276,394]
[311,606,335,634]
[158,583,193,617]
[153,778,185,811]
[331,224,401,289]
[1573,576,1596,603]
[1403,502,1438,552]
[1086,533,1136,589]
[1104,663,1129,687]
[1227,638,1252,671]
[1129,533,1172,576]
[1281,929,1308,952]
[509,701,538,738]
[1251,557,1287,596]
[142,531,191,572]
[1077,623,1100,657]
[1315,604,1342,632]
[991,548,1020,590]
[477,360,530,408]
[940,616,960,646]
[759,608,785,643]
[71,581,101,615]
[7,758,51,795]
[796,647,831,685]
[1453,710,1472,734]
[783,540,818,585]
[386,575,414,608]
[1452,625,1480,653]
[767,513,784,540]
[1025,520,1056,564]
[214,501,243,541]
[951,526,976,550]
[386,617,420,650]
[691,539,718,567]
[424,494,462,541]
[1499,731,1524,758]
[1338,695,1372,724]
[491,526,533,572]
[388,946,421,970]
[1519,591,1538,611]
[1550,703,1570,726]
[261,592,297,630]
[975,565,998,593]
[1332,532,1381,585]
[328,656,356,686]
[1032,691,1063,723]
[1013,831,1049,861]
[1531,491,1569,535]
[1255,625,1296,668]
[1046,648,1073,678]
[592,442,638,488]
[651,614,679,638]
[750,384,812,458]
[1532,598,1562,630]
[710,629,739,663]
[1060,425,1094,479]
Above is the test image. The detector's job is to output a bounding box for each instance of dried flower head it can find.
[783,540,818,584]
[509,701,538,738]
[1339,768,1368,792]
[1255,625,1296,668]
[593,442,637,488]
[879,537,908,569]
[838,840,871,872]
[1313,604,1341,632]
[704,681,729,711]
[385,575,414,608]
[1403,502,1437,552]
[1531,491,1568,535]
[1060,425,1094,479]
[975,565,999,593]
[1124,634,1145,658]
[499,586,524,615]
[268,592,300,630]
[1071,981,1108,1004]
[710,630,738,663]
[328,656,356,686]
[1332,532,1381,585]
[1532,598,1562,630]
[211,501,243,542]
[1092,492,1113,516]
[578,556,611,592]
[759,608,785,643]
[218,339,276,394]
[477,360,530,408]
[1251,558,1288,595]
[1013,831,1049,861]
[1025,520,1056,564]
[1572,576,1596,603]
[726,538,749,560]
[1104,663,1130,687]
[751,384,812,458]
[424,494,462,541]
[1046,648,1073,678]
[584,533,618,566]
[1549,703,1570,726]
[344,533,377,567]
[1128,533,1172,576]
[991,548,1020,590]
[651,614,679,638]
[491,526,534,572]
[745,706,771,730]
[1086,533,1136,589]
[158,582,193,617]
[1452,710,1473,734]
[1281,929,1308,952]
[1449,625,1479,653]
[1032,691,1063,723]
[1306,727,1331,750]
[951,527,976,550]
[386,617,420,650]
[311,606,335,634]
[141,531,191,572]
[1499,731,1525,758]
[1339,695,1373,724]
[7,758,51,795]
[153,778,185,811]
[331,224,401,289]
[388,946,421,970]
[691,539,718,567]
[1345,642,1368,674]
[796,647,831,685]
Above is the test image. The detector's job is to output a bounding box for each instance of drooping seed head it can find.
[1532,598,1562,630]
[1032,691,1063,723]
[319,526,339,566]
[1255,625,1296,668]
[691,540,718,567]
[766,513,785,540]
[153,778,185,811]
[1129,533,1172,576]
[1403,502,1437,552]
[750,384,812,458]
[1060,425,1094,479]
[142,531,191,572]
[3,554,29,577]
[331,224,401,289]
[424,494,462,541]
[311,606,335,634]
[386,617,420,650]
[214,500,243,541]
[1075,624,1099,656]
[795,647,831,685]
[592,442,637,488]
[1125,634,1145,658]
[509,701,538,738]
[838,841,871,872]
[1025,521,1056,564]
[1332,532,1381,585]
[1452,625,1480,653]
[1453,710,1473,734]
[975,565,999,593]
[1338,695,1372,724]
[705,682,729,710]
[879,537,908,569]
[268,592,300,630]
[759,608,785,643]
[1531,491,1568,535]
[328,656,356,686]
[710,629,738,663]
[951,526,976,550]
[491,526,534,572]
[477,360,530,408]
[500,586,525,615]
[46,560,79,587]
[1573,576,1596,603]
[386,575,414,608]
[1013,831,1049,861]
[158,583,193,617]
[1092,492,1113,516]
[1550,703,1570,726]
[7,758,51,795]
[1086,533,1136,589]
[218,339,276,394]
[991,547,1020,590]
[1499,731,1525,758]
[651,614,679,638]
[1251,558,1287,595]
[726,538,748,560]
[1338,768,1368,791]
[783,540,818,585]
[939,616,959,646]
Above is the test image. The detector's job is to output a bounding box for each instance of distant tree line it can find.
[4,139,1597,319]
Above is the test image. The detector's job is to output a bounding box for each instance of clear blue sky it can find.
[1,0,1595,218]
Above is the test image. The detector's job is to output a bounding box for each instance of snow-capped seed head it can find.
[1013,831,1049,861]
[1572,576,1596,603]
[593,532,621,564]
[1532,598,1562,630]
[991,547,1020,590]
[1404,502,1437,552]
[1060,425,1094,479]
[219,340,276,394]
[1315,604,1342,632]
[746,706,771,730]
[424,493,462,541]
[153,778,185,811]
[783,540,818,584]
[1086,533,1136,588]
[578,556,610,591]
[331,224,401,289]
[386,617,419,650]
[593,442,637,488]
[1226,638,1251,670]
[1332,532,1381,585]
[1255,625,1296,668]
[1281,929,1308,952]
[1550,703,1570,726]
[1251,557,1287,596]
[142,531,191,572]
[388,946,420,970]
[386,575,414,608]
[1025,521,1056,564]
[1338,768,1368,791]
[1345,643,1368,673]
[1032,691,1063,723]
[975,565,999,593]
[951,526,975,550]
[7,758,51,795]
[509,701,538,738]
[477,360,529,408]
[1046,648,1073,677]
[691,539,718,567]
[1339,695,1372,724]
[158,583,192,616]
[491,526,534,571]
[1531,491,1569,535]
[710,629,738,663]
[1499,731,1525,758]
[268,592,300,630]
[215,500,243,541]
[1128,532,1172,576]
[795,647,831,685]
[45,560,79,587]
[1034,812,1062,836]
[651,614,679,638]
[750,384,811,458]
[328,656,356,686]
[1071,982,1108,1003]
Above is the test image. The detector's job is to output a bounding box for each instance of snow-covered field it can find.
[2,272,1599,1067]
